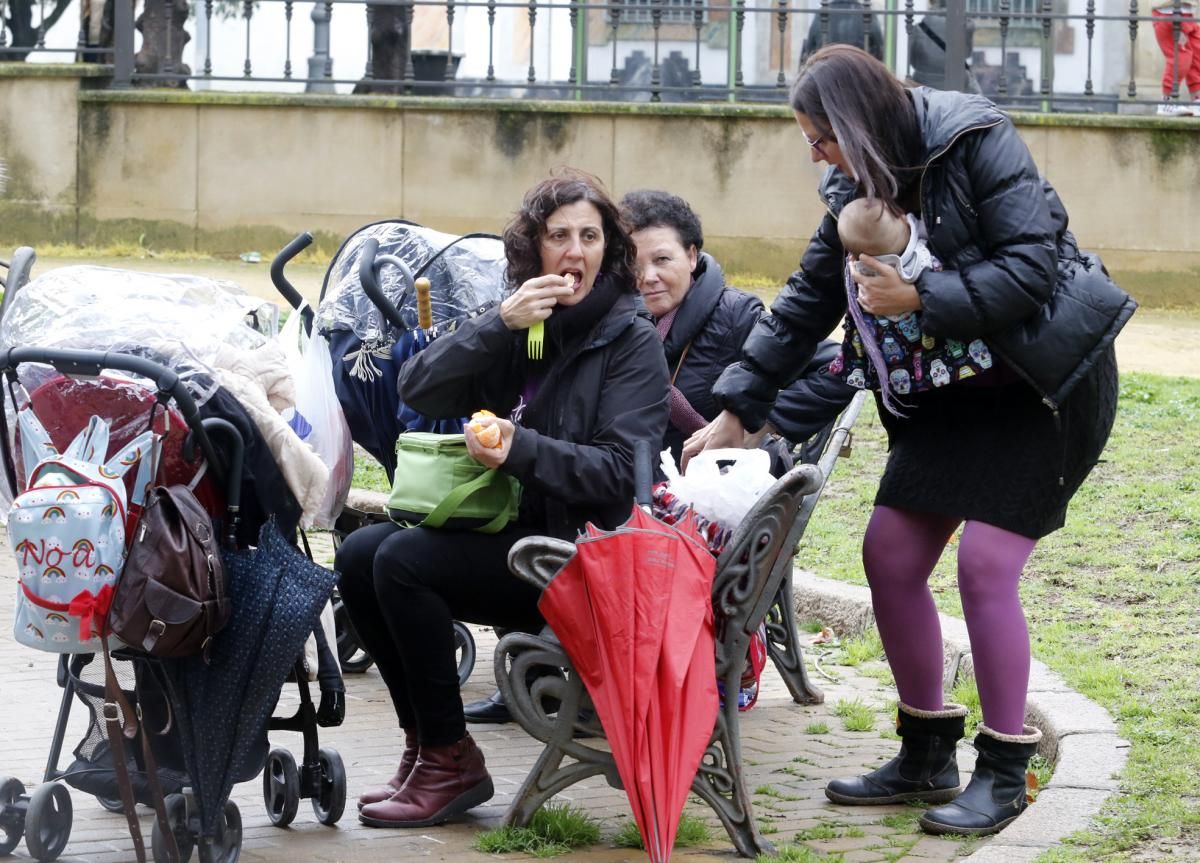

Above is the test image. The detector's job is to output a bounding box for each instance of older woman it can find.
[337,170,669,829]
[618,189,854,469]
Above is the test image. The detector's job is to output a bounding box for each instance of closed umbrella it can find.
[163,520,337,852]
[538,506,718,863]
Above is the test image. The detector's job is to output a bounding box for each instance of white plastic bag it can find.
[660,447,776,530]
[280,306,354,528]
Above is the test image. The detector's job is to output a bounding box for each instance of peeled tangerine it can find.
[468,410,502,448]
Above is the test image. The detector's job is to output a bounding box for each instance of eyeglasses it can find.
[802,128,833,159]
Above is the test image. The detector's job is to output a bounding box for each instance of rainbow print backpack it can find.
[9,410,155,653]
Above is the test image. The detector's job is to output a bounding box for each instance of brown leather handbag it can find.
[109,484,231,660]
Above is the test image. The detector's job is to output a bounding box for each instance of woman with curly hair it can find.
[337,169,669,829]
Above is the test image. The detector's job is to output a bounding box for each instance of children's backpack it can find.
[9,410,156,653]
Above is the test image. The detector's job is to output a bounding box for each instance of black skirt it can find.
[874,345,1119,539]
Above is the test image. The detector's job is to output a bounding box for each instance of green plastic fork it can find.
[527,320,544,360]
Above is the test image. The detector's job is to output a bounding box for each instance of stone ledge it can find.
[345,487,389,514]
[792,567,1129,861]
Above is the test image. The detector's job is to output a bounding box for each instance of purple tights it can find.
[862,506,1036,735]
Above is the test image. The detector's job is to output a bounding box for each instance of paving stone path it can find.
[0,530,987,863]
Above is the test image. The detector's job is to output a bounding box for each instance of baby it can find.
[837,197,932,285]
[830,198,993,411]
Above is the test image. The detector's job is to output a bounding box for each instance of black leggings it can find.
[335,522,546,746]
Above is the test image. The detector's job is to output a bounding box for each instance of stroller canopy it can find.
[315,221,509,478]
[0,265,278,407]
[315,220,508,343]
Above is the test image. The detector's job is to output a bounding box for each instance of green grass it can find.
[948,677,983,739]
[472,803,601,857]
[804,721,830,735]
[791,824,840,841]
[799,373,1200,861]
[353,447,392,493]
[755,843,845,863]
[835,628,885,667]
[34,239,336,265]
[832,698,877,732]
[612,813,712,849]
[754,784,802,802]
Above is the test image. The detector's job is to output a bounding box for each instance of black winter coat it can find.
[714,87,1136,430]
[663,253,853,462]
[397,286,670,540]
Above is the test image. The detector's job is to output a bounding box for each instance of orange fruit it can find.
[474,423,502,448]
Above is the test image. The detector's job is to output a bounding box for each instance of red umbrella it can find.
[538,506,718,863]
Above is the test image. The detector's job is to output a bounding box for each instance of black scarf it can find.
[540,273,624,358]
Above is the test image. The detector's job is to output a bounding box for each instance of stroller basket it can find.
[58,653,189,807]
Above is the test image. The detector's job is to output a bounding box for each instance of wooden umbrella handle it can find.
[416,277,433,330]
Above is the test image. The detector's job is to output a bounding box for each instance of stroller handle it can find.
[0,246,37,324]
[0,347,242,516]
[270,232,315,335]
[358,237,412,331]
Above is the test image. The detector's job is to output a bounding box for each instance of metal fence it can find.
[3,0,1198,113]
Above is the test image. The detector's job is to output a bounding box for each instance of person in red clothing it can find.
[1152,1,1200,115]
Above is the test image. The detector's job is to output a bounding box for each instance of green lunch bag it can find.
[387,432,521,534]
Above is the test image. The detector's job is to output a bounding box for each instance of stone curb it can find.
[792,568,1130,862]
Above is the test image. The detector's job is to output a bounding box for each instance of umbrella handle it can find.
[416,277,433,330]
[634,439,654,510]
[358,237,414,330]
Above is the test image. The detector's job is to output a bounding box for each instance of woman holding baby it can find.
[337,169,668,829]
[685,45,1136,836]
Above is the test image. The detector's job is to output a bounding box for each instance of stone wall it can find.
[3,66,1198,292]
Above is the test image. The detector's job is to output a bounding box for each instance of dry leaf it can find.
[812,626,837,645]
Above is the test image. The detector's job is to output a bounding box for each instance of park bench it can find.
[495,391,867,857]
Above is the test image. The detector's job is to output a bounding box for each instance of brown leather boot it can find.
[356,730,419,810]
[358,734,494,828]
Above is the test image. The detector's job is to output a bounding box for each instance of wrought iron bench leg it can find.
[689,672,776,858]
[764,575,824,705]
[496,634,617,828]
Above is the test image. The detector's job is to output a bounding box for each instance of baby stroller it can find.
[0,258,346,862]
[270,221,508,680]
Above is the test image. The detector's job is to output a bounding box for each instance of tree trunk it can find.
[5,0,72,60]
[353,2,412,95]
[134,0,191,86]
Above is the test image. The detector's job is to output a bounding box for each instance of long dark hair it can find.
[790,44,922,210]
[502,169,638,292]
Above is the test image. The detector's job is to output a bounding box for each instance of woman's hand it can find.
[465,417,515,468]
[852,254,922,317]
[681,410,746,471]
[500,275,576,331]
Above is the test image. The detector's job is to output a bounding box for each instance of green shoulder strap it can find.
[421,468,513,534]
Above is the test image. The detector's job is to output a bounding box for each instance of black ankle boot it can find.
[825,702,967,805]
[919,724,1041,836]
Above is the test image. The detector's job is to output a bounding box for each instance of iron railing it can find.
[3,0,1198,113]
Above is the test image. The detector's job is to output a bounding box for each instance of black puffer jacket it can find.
[714,87,1136,430]
[398,285,670,539]
[663,253,853,461]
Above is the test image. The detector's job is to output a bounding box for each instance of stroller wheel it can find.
[0,776,26,856]
[210,800,242,863]
[151,793,194,863]
[263,749,301,828]
[311,747,347,826]
[24,783,71,862]
[333,594,375,674]
[95,795,126,814]
[454,621,476,688]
